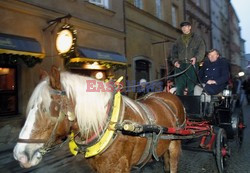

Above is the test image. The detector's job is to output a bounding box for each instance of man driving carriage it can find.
[171,21,206,96]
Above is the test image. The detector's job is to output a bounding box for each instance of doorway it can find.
[0,66,17,116]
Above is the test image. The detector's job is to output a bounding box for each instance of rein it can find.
[121,63,192,90]
[17,139,47,144]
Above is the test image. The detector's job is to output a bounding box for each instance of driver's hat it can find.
[180,21,191,27]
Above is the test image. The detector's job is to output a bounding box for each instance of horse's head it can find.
[13,66,76,168]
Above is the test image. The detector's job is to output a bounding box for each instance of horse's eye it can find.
[42,108,47,113]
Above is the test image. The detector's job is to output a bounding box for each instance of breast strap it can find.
[133,101,159,169]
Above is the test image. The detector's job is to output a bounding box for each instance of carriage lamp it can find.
[238,71,245,77]
[95,71,104,80]
[222,89,232,97]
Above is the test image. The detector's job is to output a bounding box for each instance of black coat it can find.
[171,33,206,64]
[199,58,230,95]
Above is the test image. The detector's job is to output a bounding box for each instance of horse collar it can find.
[69,77,124,158]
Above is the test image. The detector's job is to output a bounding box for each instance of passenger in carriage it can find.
[194,49,230,96]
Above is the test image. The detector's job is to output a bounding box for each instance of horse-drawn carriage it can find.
[177,86,245,173]
[13,66,245,173]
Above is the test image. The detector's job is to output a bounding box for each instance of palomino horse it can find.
[13,66,185,173]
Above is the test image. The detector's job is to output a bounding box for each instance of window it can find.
[156,0,163,19]
[134,0,143,9]
[196,0,200,6]
[171,5,177,27]
[89,0,109,8]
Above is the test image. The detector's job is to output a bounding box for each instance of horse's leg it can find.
[168,140,181,173]
[163,150,170,172]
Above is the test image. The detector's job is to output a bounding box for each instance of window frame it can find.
[134,0,143,9]
[156,0,163,19]
[89,0,109,8]
[171,5,178,27]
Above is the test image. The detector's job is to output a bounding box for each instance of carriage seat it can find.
[194,85,223,102]
[177,95,208,119]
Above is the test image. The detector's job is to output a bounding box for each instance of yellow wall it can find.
[0,0,125,116]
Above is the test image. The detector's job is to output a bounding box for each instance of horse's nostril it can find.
[35,151,42,160]
[19,154,28,164]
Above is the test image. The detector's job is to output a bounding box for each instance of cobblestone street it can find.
[0,106,250,173]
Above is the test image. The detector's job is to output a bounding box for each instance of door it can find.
[0,66,17,116]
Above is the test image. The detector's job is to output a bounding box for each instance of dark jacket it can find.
[199,57,230,95]
[171,33,206,64]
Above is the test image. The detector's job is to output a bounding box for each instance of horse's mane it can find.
[27,80,51,115]
[27,72,112,136]
[60,72,112,135]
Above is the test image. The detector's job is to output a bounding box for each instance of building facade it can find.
[0,0,126,116]
[0,0,246,117]
[228,2,242,76]
[210,0,230,58]
[184,0,211,52]
[240,38,246,73]
[125,0,184,98]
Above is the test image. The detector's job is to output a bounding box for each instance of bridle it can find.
[17,89,73,155]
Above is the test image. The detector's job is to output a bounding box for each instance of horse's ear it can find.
[39,69,48,81]
[50,65,61,90]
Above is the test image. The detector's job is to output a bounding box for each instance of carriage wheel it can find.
[215,128,230,173]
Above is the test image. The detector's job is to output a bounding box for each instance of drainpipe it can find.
[209,0,212,50]
[123,0,128,95]
[183,0,186,21]
[228,0,232,75]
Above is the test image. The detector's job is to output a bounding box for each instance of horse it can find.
[13,66,186,173]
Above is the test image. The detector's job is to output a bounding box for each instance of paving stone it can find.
[1,106,250,172]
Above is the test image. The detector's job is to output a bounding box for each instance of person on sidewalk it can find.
[171,21,206,96]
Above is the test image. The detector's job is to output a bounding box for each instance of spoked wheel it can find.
[231,109,246,149]
[215,128,230,173]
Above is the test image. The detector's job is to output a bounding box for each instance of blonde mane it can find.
[27,80,51,115]
[61,72,112,135]
[27,72,112,136]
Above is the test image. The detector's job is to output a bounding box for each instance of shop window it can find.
[0,67,17,116]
